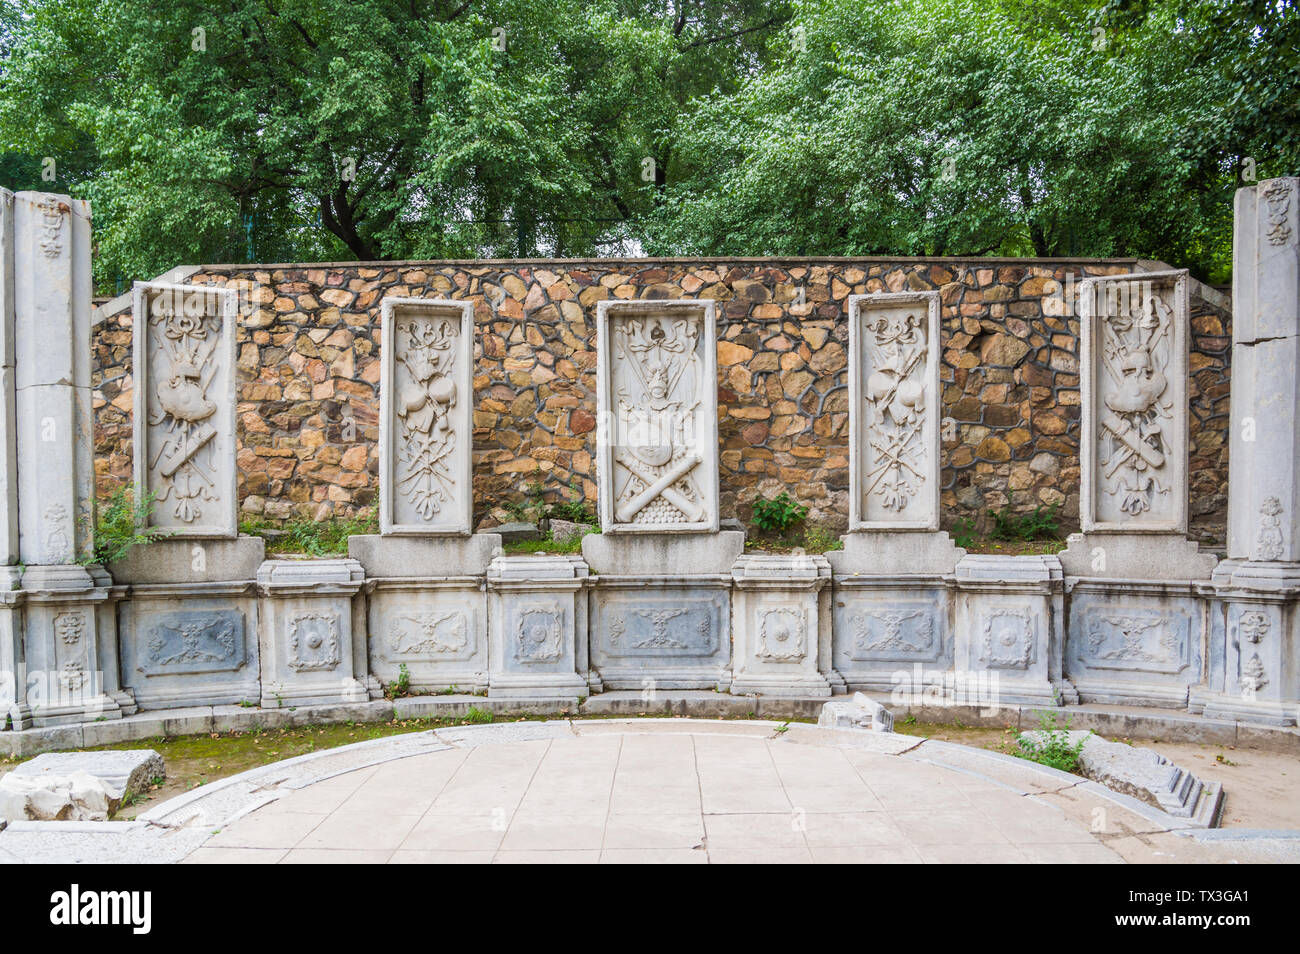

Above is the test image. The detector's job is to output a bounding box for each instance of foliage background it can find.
[1,0,1295,287]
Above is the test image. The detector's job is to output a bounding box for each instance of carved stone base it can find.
[118,583,260,710]
[486,554,587,701]
[828,531,964,577]
[1059,532,1219,581]
[731,554,834,698]
[256,559,369,708]
[953,555,1069,708]
[20,565,124,727]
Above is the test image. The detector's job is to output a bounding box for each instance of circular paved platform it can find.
[184,721,1128,864]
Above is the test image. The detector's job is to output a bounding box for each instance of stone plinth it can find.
[132,282,239,537]
[1065,578,1206,707]
[952,554,1069,707]
[378,298,474,535]
[847,292,941,530]
[0,190,17,568]
[485,554,587,700]
[351,534,501,694]
[111,538,264,710]
[595,299,719,533]
[1191,561,1300,726]
[18,565,124,726]
[730,552,837,698]
[255,559,375,707]
[583,532,741,690]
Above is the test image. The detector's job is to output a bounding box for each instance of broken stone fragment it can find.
[817,692,894,732]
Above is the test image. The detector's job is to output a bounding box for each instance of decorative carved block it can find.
[513,604,564,664]
[848,292,941,529]
[847,607,937,661]
[379,298,473,535]
[1079,270,1189,532]
[1075,606,1192,675]
[756,607,807,663]
[977,606,1035,671]
[596,300,719,532]
[132,282,239,537]
[138,610,246,677]
[287,612,342,673]
[385,610,471,659]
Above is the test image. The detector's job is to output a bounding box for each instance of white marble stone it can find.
[953,554,1068,706]
[1228,178,1300,563]
[378,298,474,535]
[11,192,95,566]
[595,299,719,533]
[255,559,376,707]
[0,190,17,568]
[847,292,940,530]
[1079,269,1190,533]
[0,769,117,821]
[132,282,239,537]
[485,554,587,700]
[817,691,894,731]
[730,553,836,697]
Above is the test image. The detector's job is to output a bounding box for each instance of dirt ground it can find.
[895,718,1299,830]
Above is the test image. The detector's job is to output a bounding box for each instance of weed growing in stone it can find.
[88,484,174,565]
[750,491,809,535]
[1013,712,1089,774]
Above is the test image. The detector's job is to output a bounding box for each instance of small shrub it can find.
[1013,712,1089,774]
[751,492,809,536]
[463,706,493,724]
[988,503,1060,542]
[88,484,174,565]
[548,500,595,524]
[951,517,977,549]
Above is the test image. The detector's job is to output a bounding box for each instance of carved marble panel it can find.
[1072,604,1193,676]
[379,298,473,535]
[840,603,941,663]
[847,292,941,530]
[756,607,808,663]
[976,606,1036,671]
[600,599,721,659]
[1079,270,1189,532]
[137,610,246,677]
[286,612,342,673]
[132,282,239,537]
[595,300,719,533]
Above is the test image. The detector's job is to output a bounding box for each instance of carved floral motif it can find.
[514,605,562,663]
[862,311,927,512]
[287,613,341,672]
[386,611,469,656]
[394,317,459,520]
[1256,496,1285,561]
[851,609,934,656]
[979,608,1033,670]
[37,198,64,258]
[1264,179,1293,247]
[757,607,806,662]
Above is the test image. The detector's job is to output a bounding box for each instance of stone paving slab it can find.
[4,719,1297,864]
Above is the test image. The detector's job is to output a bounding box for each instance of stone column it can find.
[584,299,741,690]
[1193,177,1300,725]
[0,190,22,727]
[9,191,124,725]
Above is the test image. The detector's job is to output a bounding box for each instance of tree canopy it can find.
[0,0,1294,285]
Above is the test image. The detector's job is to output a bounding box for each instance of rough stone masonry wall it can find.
[91,258,1232,537]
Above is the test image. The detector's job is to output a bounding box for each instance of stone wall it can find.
[91,257,1231,536]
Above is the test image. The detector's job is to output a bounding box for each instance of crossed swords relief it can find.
[862,314,927,511]
[1097,294,1173,515]
[148,304,221,523]
[612,317,706,525]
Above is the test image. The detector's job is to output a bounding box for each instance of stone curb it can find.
[4,694,1298,759]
